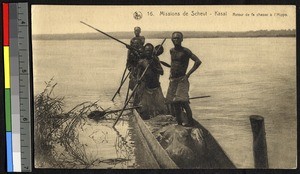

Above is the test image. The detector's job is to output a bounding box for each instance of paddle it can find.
[87,106,141,121]
[190,95,211,100]
[153,43,171,68]
[160,61,171,68]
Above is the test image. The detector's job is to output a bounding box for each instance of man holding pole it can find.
[112,39,166,127]
[137,43,167,119]
[125,27,145,104]
[127,27,145,79]
[126,38,144,88]
[166,32,202,127]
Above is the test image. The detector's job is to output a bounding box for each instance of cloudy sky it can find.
[31,5,296,34]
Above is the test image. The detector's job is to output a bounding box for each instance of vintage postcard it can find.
[31,5,296,169]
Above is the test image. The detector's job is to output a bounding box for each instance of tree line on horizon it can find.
[32,29,296,40]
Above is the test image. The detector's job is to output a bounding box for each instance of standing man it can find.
[126,38,144,90]
[137,43,167,119]
[125,27,145,106]
[166,32,202,126]
[126,27,145,90]
[131,26,145,46]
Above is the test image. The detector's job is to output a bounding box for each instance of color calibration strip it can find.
[3,2,13,172]
[3,3,31,172]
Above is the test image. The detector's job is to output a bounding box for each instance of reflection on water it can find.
[113,127,135,167]
[37,116,138,169]
[74,116,137,169]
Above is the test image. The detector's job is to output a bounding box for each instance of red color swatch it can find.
[3,3,9,46]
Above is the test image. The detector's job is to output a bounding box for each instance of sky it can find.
[31,5,296,34]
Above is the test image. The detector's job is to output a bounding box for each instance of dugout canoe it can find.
[132,109,236,169]
[132,109,179,169]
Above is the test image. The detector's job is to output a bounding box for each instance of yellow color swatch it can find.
[4,46,10,88]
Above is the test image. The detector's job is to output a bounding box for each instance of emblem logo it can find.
[133,11,143,20]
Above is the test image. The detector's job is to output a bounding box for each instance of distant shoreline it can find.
[32,30,296,40]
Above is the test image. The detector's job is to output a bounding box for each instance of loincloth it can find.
[138,86,167,119]
[166,76,190,103]
[133,81,145,106]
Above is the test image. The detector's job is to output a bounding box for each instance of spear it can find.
[80,21,171,68]
[80,21,143,53]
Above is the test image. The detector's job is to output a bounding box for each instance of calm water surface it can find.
[33,37,296,168]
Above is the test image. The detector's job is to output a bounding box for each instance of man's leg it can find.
[173,102,183,125]
[182,102,194,125]
[168,103,176,116]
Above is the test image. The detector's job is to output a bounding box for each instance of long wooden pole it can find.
[111,71,130,101]
[124,82,130,104]
[80,21,143,53]
[119,67,127,87]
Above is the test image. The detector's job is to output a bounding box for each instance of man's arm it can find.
[186,53,201,78]
[140,36,145,45]
[153,58,164,75]
[126,50,133,71]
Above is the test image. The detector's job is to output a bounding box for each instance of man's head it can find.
[134,27,141,36]
[171,32,183,46]
[154,45,164,56]
[131,38,142,48]
[144,43,154,57]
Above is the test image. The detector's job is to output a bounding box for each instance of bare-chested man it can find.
[131,26,145,46]
[126,27,145,89]
[126,38,144,90]
[166,32,202,126]
[137,43,166,119]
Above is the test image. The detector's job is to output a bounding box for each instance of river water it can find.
[33,37,296,169]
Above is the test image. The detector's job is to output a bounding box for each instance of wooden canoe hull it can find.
[132,109,236,169]
[132,109,179,169]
